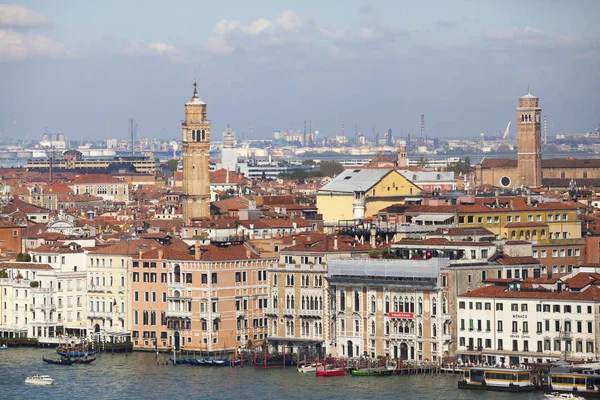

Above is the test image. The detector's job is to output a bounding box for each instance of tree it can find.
[302,160,316,165]
[0,269,7,279]
[319,161,344,177]
[166,159,179,174]
[16,253,31,262]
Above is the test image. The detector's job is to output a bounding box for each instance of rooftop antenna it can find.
[421,114,425,144]
[129,118,135,154]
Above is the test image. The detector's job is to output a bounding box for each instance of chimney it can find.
[494,188,500,206]
[510,198,514,210]
[370,228,377,249]
[194,241,201,261]
[292,237,296,246]
[333,235,338,251]
[158,249,164,260]
[526,188,532,206]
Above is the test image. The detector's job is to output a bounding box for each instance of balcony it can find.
[264,308,279,316]
[168,281,186,291]
[117,312,126,319]
[298,309,321,318]
[118,286,125,293]
[88,311,112,319]
[236,310,245,318]
[32,287,54,293]
[199,312,220,320]
[32,303,56,312]
[283,308,294,316]
[443,333,452,342]
[166,310,191,319]
[88,285,110,292]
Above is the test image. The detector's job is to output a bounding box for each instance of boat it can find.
[544,392,586,400]
[213,358,229,366]
[316,358,345,377]
[71,355,96,364]
[351,367,395,376]
[457,367,537,392]
[0,344,7,351]
[170,357,187,365]
[546,362,600,398]
[297,362,317,373]
[42,355,74,365]
[25,375,54,386]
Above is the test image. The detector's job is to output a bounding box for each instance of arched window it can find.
[393,296,398,312]
[584,171,588,179]
[340,291,345,311]
[354,291,360,312]
[273,296,278,308]
[432,298,437,316]
[291,296,295,308]
[371,321,375,335]
[432,324,437,338]
[371,295,376,313]
[273,320,277,335]
[404,297,409,312]
[174,265,181,283]
[286,295,290,308]
[442,297,447,314]
[301,296,305,310]
[385,296,390,313]
[410,296,415,313]
[418,323,423,337]
[418,297,423,315]
[385,321,390,335]
[561,171,565,179]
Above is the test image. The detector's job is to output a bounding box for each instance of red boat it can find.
[316,357,345,377]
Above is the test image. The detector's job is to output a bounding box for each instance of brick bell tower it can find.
[517,88,542,187]
[182,81,211,222]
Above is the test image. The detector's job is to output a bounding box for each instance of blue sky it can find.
[1,1,599,142]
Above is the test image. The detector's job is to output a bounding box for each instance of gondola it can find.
[43,355,74,365]
[72,356,96,364]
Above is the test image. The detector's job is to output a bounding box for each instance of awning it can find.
[413,214,455,223]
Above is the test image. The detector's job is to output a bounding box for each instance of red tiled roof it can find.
[69,174,122,184]
[562,273,600,290]
[480,158,518,169]
[395,238,493,247]
[495,254,541,265]
[405,196,579,214]
[460,282,600,301]
[0,262,53,270]
[0,199,49,215]
[282,235,372,253]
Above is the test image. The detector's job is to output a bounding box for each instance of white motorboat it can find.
[25,375,54,386]
[544,392,585,400]
[297,363,317,373]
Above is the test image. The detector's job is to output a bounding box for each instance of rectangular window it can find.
[496,303,503,311]
[211,273,217,284]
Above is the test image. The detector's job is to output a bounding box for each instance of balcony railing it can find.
[298,309,321,317]
[283,308,294,316]
[166,310,191,319]
[264,308,279,316]
[88,311,112,319]
[169,281,186,290]
[199,312,220,320]
[236,310,245,318]
[88,285,111,292]
[118,286,125,293]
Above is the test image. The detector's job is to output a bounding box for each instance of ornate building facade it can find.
[182,81,211,222]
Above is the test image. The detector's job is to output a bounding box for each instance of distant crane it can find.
[502,122,511,139]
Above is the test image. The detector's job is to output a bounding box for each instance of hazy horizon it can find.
[1,1,599,142]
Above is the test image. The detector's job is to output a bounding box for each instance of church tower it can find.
[182,81,211,222]
[517,89,542,187]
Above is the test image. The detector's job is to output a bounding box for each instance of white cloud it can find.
[125,41,177,56]
[0,4,50,28]
[202,10,398,57]
[484,26,584,49]
[0,29,72,62]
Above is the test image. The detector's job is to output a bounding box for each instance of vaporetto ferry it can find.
[458,366,537,392]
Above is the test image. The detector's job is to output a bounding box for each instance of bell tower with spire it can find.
[182,80,211,222]
[517,88,542,187]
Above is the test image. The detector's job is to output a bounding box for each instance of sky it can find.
[0,0,599,142]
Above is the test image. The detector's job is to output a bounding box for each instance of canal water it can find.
[0,348,544,400]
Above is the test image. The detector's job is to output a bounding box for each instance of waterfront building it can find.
[165,243,277,353]
[316,169,422,226]
[86,240,158,341]
[0,262,54,339]
[30,243,89,341]
[327,258,449,362]
[26,154,158,175]
[181,81,211,223]
[266,233,371,356]
[456,272,600,365]
[131,249,171,351]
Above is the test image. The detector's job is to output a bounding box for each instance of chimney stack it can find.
[333,235,338,250]
[194,241,201,261]
[526,188,532,206]
[292,236,296,246]
[495,188,500,206]
[158,249,164,260]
